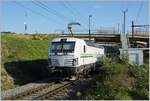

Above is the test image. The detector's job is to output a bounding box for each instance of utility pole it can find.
[132,21,134,38]
[122,9,128,34]
[89,15,92,40]
[118,23,120,33]
[24,12,27,34]
[121,9,128,60]
[121,9,128,49]
[24,22,27,34]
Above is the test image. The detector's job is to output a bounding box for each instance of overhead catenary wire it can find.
[36,1,89,32]
[31,0,73,22]
[15,1,88,33]
[13,1,64,26]
[65,1,89,27]
[61,2,77,22]
[34,0,88,32]
[64,1,89,30]
[65,1,87,22]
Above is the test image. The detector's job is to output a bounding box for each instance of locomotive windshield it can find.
[51,41,75,53]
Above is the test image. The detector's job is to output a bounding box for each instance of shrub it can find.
[83,57,149,100]
[128,64,149,99]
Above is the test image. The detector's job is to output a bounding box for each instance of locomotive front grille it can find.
[64,59,73,66]
[50,55,74,67]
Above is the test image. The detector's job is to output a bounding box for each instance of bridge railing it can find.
[54,29,120,35]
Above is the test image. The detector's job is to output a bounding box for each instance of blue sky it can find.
[2,0,149,34]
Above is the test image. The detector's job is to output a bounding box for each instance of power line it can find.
[36,1,89,32]
[64,1,89,30]
[61,2,76,21]
[65,1,87,21]
[32,0,88,32]
[14,2,46,19]
[15,1,88,33]
[31,0,72,22]
[13,1,64,26]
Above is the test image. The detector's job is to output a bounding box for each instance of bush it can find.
[82,57,149,100]
[128,64,149,99]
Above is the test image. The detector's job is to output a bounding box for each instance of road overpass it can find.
[61,33,149,47]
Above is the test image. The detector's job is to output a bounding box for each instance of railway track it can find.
[34,80,80,100]
[3,79,80,100]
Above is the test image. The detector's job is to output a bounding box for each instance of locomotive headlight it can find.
[72,58,78,66]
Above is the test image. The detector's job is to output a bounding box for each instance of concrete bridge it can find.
[61,33,149,47]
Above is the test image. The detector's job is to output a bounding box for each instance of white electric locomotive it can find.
[48,37,104,76]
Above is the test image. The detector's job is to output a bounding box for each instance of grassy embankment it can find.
[1,34,59,91]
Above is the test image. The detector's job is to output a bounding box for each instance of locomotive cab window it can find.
[51,41,75,53]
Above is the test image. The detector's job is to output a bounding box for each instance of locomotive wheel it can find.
[83,69,90,78]
[83,70,87,75]
[47,68,53,74]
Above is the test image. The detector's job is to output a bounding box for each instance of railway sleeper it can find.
[34,81,79,100]
[36,86,70,99]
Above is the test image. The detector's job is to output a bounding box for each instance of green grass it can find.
[1,33,59,91]
[2,34,59,62]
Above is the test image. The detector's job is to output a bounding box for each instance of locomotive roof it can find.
[52,37,85,42]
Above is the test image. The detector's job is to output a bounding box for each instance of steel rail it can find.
[33,80,80,100]
[3,82,55,100]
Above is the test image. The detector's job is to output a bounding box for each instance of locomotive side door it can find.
[83,45,86,65]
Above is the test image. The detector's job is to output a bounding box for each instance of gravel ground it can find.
[1,78,62,99]
[1,83,47,99]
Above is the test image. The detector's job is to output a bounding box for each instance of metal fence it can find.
[134,26,149,36]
